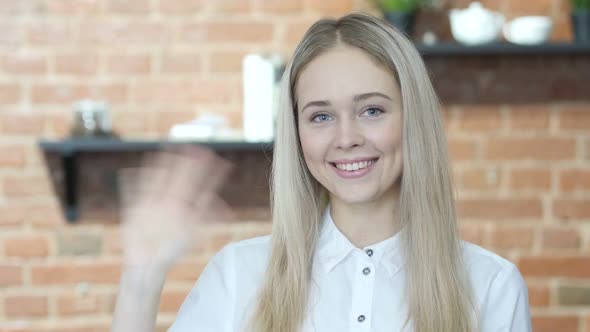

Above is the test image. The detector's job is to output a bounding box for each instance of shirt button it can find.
[362,267,371,275]
[365,249,373,257]
[357,315,366,322]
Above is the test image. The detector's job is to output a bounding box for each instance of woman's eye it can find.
[362,107,384,117]
[311,113,332,123]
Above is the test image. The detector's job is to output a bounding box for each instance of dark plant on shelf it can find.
[373,0,431,38]
[571,0,590,42]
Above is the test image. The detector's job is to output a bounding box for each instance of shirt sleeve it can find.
[480,263,532,332]
[168,244,236,332]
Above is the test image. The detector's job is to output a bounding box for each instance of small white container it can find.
[503,16,553,45]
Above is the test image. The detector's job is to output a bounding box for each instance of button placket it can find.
[350,251,374,331]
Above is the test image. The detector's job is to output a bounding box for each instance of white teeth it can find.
[334,159,376,171]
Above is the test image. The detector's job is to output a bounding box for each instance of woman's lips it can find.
[330,158,378,179]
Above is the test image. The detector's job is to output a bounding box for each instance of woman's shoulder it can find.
[460,241,528,307]
[460,240,517,273]
[209,234,273,279]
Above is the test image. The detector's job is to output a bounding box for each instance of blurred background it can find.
[0,0,589,331]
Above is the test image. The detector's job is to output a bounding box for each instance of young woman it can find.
[111,13,531,332]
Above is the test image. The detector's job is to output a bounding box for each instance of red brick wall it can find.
[0,0,588,331]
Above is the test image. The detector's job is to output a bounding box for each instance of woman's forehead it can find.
[295,46,399,107]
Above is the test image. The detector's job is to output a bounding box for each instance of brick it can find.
[305,0,354,14]
[560,169,590,192]
[168,259,206,282]
[0,23,25,46]
[46,0,102,14]
[519,256,590,278]
[448,139,477,161]
[87,83,128,103]
[44,111,73,137]
[0,205,25,226]
[27,21,74,45]
[542,228,581,249]
[0,113,43,135]
[460,168,502,190]
[285,20,316,43]
[31,262,121,285]
[554,199,590,220]
[559,105,590,130]
[205,22,273,43]
[211,0,251,13]
[55,53,99,75]
[5,234,50,258]
[508,105,551,130]
[0,143,26,167]
[209,51,249,74]
[158,0,202,13]
[259,0,303,13]
[532,315,579,332]
[458,106,502,131]
[528,283,550,307]
[488,225,534,249]
[28,203,66,228]
[57,292,104,316]
[57,230,102,256]
[131,80,234,104]
[160,53,201,73]
[0,83,20,104]
[558,285,590,306]
[106,53,151,75]
[159,289,189,312]
[32,83,128,104]
[2,51,47,75]
[5,295,48,318]
[178,22,207,42]
[131,82,192,104]
[0,263,23,286]
[509,168,551,191]
[459,223,484,246]
[78,21,172,45]
[31,83,87,103]
[2,325,111,332]
[484,138,576,161]
[106,0,150,13]
[3,174,52,198]
[457,198,543,220]
[111,111,150,136]
[0,0,44,14]
[154,110,196,134]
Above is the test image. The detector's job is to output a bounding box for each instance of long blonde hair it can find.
[246,13,478,332]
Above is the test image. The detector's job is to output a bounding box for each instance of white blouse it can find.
[169,208,532,331]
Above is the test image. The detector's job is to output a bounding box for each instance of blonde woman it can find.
[112,13,531,332]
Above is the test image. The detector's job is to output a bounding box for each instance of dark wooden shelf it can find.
[39,138,273,223]
[39,138,273,153]
[417,42,590,56]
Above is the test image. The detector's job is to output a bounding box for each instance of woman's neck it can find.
[329,188,400,248]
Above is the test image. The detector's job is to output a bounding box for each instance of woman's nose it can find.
[334,119,364,150]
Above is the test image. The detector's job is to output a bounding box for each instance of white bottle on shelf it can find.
[242,53,283,142]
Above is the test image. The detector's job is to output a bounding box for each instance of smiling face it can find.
[296,45,403,206]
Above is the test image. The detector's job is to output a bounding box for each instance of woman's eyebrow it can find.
[300,92,392,113]
[301,100,330,113]
[353,92,392,102]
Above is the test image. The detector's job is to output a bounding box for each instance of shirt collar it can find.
[314,206,406,278]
